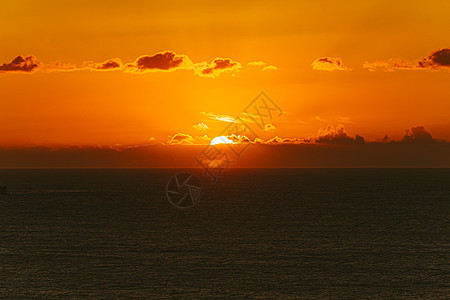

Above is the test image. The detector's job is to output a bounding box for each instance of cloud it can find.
[248,61,278,71]
[418,48,450,69]
[262,136,305,144]
[196,58,241,77]
[195,135,212,144]
[216,125,440,146]
[228,134,253,144]
[147,137,162,145]
[364,48,450,71]
[401,126,436,144]
[315,124,365,144]
[262,65,279,71]
[193,123,209,131]
[167,133,213,145]
[363,58,413,72]
[262,123,276,132]
[336,117,354,124]
[217,134,306,145]
[311,57,350,71]
[168,133,194,145]
[84,58,122,71]
[200,111,260,125]
[248,61,266,66]
[40,61,78,72]
[313,116,327,122]
[0,55,41,73]
[1,52,276,77]
[126,51,193,72]
[200,112,236,123]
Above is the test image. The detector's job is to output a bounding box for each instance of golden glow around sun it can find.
[210,136,234,145]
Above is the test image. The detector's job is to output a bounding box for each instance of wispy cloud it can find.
[313,116,327,122]
[336,117,354,124]
[200,112,236,123]
[248,61,278,71]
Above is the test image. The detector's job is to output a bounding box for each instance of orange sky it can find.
[1,0,450,167]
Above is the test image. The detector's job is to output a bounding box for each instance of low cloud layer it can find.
[0,51,267,78]
[159,125,443,147]
[364,48,450,71]
[2,138,449,168]
[311,57,350,71]
[363,58,412,72]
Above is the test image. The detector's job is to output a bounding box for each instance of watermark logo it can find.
[166,173,203,210]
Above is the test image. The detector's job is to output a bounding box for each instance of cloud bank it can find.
[160,125,442,146]
[364,48,450,71]
[0,51,274,78]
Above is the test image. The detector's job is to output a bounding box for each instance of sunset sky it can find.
[1,0,450,167]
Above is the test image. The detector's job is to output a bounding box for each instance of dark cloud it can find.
[0,55,40,73]
[401,126,436,144]
[418,48,450,69]
[128,51,188,71]
[315,125,365,144]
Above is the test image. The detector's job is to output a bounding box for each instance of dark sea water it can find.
[0,169,449,299]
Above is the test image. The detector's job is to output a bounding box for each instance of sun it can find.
[210,136,234,145]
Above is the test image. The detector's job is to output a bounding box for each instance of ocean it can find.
[0,169,449,298]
